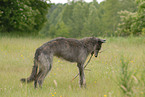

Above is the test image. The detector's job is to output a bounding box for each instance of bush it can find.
[116,1,145,36]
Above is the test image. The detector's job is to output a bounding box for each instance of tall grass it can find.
[117,56,137,97]
[0,36,144,97]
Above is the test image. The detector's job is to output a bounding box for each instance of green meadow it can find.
[0,37,144,97]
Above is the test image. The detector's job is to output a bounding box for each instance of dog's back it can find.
[35,37,87,63]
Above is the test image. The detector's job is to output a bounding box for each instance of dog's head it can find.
[93,38,106,57]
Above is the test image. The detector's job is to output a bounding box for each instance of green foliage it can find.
[101,0,137,36]
[0,0,50,33]
[118,56,137,97]
[40,0,137,38]
[116,0,145,36]
[81,2,102,37]
[0,0,138,37]
[70,2,88,37]
[101,0,120,35]
[116,11,137,36]
[141,28,145,35]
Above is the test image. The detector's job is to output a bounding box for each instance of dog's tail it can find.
[20,59,38,83]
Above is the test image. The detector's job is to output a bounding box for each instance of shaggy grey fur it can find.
[21,37,106,88]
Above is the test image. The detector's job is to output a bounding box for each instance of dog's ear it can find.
[101,39,106,43]
[98,39,106,43]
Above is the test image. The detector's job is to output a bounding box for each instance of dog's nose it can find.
[95,53,98,57]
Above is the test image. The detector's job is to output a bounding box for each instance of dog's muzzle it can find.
[94,50,99,57]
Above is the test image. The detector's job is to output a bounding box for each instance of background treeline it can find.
[0,0,145,37]
[0,0,50,34]
[40,0,144,38]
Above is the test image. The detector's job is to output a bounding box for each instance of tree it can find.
[101,0,121,35]
[55,21,70,37]
[82,2,102,37]
[39,4,65,37]
[101,0,137,36]
[0,0,50,33]
[29,0,51,31]
[40,0,138,38]
[116,0,145,36]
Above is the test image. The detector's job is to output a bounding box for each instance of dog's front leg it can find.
[77,63,86,88]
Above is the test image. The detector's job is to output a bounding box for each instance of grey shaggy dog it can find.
[21,37,106,88]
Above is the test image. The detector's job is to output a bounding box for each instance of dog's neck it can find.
[79,38,96,54]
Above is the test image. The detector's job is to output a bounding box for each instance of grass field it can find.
[0,36,144,97]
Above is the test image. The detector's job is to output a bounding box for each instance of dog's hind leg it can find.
[77,63,86,88]
[34,69,42,88]
[36,53,53,88]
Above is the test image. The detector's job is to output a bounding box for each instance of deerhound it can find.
[21,37,106,88]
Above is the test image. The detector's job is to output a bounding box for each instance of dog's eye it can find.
[96,45,102,50]
[97,48,100,50]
